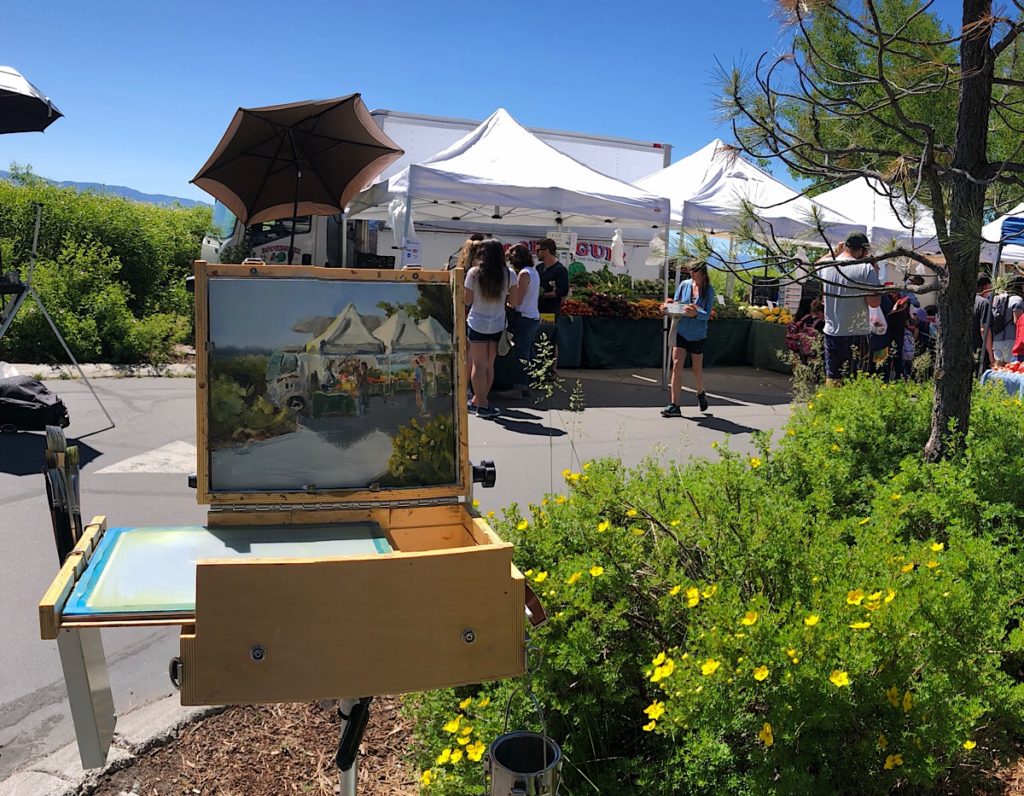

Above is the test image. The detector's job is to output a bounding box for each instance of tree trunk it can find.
[924,0,994,462]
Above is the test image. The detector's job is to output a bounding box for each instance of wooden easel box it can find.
[40,263,526,705]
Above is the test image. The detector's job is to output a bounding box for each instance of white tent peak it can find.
[350,107,670,228]
[814,177,938,252]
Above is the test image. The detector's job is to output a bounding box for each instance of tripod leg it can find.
[336,697,372,796]
[27,287,115,430]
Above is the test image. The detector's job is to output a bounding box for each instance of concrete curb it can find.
[0,697,225,796]
[5,364,195,380]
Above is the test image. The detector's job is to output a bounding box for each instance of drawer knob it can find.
[249,645,267,662]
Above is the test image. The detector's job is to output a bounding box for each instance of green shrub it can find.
[406,379,1024,794]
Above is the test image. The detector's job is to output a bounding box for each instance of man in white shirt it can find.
[818,233,882,385]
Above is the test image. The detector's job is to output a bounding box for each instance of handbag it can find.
[498,327,514,357]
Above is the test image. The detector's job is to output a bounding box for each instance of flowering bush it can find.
[406,379,1024,794]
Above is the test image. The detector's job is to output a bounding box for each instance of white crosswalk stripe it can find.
[95,440,197,474]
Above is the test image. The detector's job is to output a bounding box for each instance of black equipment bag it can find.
[0,375,70,431]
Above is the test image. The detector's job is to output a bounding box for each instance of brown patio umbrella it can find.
[191,94,403,263]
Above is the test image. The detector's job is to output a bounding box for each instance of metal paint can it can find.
[485,731,562,796]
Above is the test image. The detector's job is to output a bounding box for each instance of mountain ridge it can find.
[0,170,210,209]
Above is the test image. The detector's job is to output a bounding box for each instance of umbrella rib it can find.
[249,126,292,223]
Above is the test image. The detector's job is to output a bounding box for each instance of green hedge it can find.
[406,378,1024,795]
[0,171,210,362]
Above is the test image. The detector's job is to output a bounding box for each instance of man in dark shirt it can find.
[536,238,569,316]
[974,274,995,372]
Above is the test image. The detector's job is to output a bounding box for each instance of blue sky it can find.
[3,0,965,203]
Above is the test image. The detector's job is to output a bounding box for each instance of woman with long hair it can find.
[661,261,715,417]
[464,238,518,418]
[506,243,541,396]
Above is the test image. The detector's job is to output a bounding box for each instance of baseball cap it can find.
[845,233,870,249]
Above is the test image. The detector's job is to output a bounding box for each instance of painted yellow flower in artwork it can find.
[757,722,774,747]
[753,665,770,681]
[701,658,721,676]
[829,670,851,687]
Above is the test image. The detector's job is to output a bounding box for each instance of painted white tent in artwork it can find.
[304,303,384,355]
[635,139,864,244]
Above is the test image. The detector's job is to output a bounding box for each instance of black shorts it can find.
[468,327,502,343]
[675,336,706,356]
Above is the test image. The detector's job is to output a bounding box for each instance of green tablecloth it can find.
[582,318,663,368]
[703,319,752,367]
[747,321,793,374]
[555,316,583,368]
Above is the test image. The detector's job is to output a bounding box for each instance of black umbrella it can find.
[191,94,403,263]
[0,66,62,134]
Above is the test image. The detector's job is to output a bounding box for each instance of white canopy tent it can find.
[349,108,671,240]
[814,177,939,253]
[635,139,864,245]
[982,202,1024,267]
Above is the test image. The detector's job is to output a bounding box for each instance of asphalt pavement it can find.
[0,367,792,791]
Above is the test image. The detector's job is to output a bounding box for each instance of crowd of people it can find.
[457,235,568,419]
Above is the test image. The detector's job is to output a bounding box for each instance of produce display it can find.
[991,362,1024,373]
[738,304,793,324]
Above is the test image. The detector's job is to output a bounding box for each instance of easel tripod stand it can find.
[0,202,114,429]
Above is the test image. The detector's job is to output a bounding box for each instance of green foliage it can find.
[208,355,296,444]
[386,414,455,486]
[0,166,209,362]
[406,379,1024,794]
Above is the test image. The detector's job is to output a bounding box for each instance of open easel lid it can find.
[193,261,470,507]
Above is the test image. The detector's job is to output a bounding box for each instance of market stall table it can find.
[980,368,1024,398]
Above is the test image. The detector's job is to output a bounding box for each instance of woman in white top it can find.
[506,243,541,395]
[464,239,518,418]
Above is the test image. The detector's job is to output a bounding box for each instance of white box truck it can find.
[200,110,672,268]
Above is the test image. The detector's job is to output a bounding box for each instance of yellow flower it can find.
[890,493,902,501]
[589,565,604,577]
[757,722,774,747]
[702,584,718,598]
[753,665,770,681]
[524,569,533,576]
[931,541,944,552]
[650,659,676,682]
[886,685,900,707]
[626,508,638,517]
[804,614,820,627]
[516,520,529,531]
[878,734,888,750]
[867,591,882,602]
[459,724,473,736]
[561,469,572,480]
[442,717,461,733]
[883,753,904,770]
[632,527,645,536]
[858,517,871,525]
[472,499,480,508]
[741,611,759,626]
[421,769,435,785]
[902,691,913,713]
[486,510,496,519]
[436,748,452,765]
[566,571,581,585]
[466,741,486,762]
[583,461,592,469]
[710,441,719,449]
[597,520,610,532]
[834,425,844,433]
[787,429,796,437]
[829,670,851,687]
[749,457,762,468]
[864,601,881,612]
[808,401,814,409]
[926,560,939,569]
[847,589,865,605]
[642,720,657,732]
[884,589,896,603]
[850,621,871,630]
[533,571,548,583]
[556,495,566,504]
[450,748,463,764]
[701,658,721,676]
[786,648,798,658]
[963,739,977,750]
[457,735,470,745]
[477,696,491,708]
[568,473,581,483]
[652,651,666,666]
[669,584,682,596]
[900,562,915,573]
[685,587,701,608]
[459,697,473,710]
[644,700,666,720]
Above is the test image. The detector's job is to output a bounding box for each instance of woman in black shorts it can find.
[661,263,715,417]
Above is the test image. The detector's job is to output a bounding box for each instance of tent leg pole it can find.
[400,187,413,266]
[340,211,348,268]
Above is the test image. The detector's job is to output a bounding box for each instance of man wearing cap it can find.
[974,274,996,372]
[818,233,882,385]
